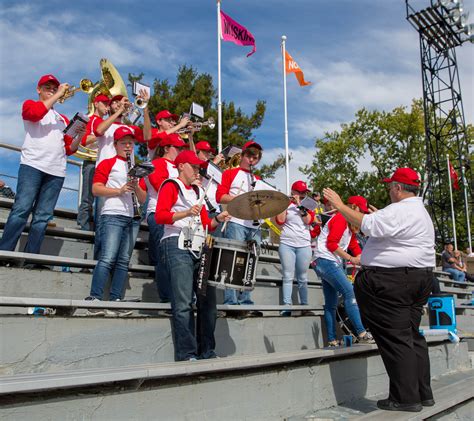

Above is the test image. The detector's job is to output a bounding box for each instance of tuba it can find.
[73,59,129,161]
[86,58,128,117]
[218,153,241,170]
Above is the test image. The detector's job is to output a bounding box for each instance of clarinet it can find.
[249,165,260,227]
[126,153,142,220]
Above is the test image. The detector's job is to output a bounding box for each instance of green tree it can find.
[301,99,473,248]
[130,65,266,161]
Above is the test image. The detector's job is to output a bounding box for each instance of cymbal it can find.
[227,190,290,220]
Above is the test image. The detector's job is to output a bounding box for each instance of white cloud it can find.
[259,146,316,192]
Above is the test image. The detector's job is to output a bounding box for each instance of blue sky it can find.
[0,0,473,204]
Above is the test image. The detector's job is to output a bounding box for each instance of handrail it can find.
[0,142,82,167]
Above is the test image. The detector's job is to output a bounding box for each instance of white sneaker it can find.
[85,296,105,316]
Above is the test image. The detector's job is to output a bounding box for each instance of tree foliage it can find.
[301,99,473,248]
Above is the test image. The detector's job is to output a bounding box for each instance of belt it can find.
[361,266,433,273]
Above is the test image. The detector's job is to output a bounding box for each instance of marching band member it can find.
[275,181,315,316]
[0,74,81,257]
[77,94,110,232]
[216,140,263,314]
[143,108,191,159]
[195,140,224,216]
[313,195,374,346]
[92,94,144,258]
[138,132,186,303]
[156,150,230,361]
[85,126,145,316]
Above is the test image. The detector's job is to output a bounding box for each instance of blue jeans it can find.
[444,268,466,282]
[279,243,312,305]
[77,160,95,231]
[89,214,134,301]
[161,236,217,361]
[223,221,261,305]
[0,164,64,254]
[314,257,366,341]
[93,196,106,260]
[148,213,171,302]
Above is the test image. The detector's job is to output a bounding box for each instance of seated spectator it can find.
[454,249,473,282]
[0,180,15,199]
[441,243,465,282]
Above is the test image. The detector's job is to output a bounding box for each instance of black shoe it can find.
[376,398,422,412]
[421,399,435,407]
[249,310,263,317]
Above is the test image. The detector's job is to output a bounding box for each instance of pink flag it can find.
[220,11,256,57]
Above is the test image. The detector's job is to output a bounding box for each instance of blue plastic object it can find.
[427,294,457,333]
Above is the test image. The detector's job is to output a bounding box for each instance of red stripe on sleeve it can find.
[22,100,48,122]
[156,181,179,224]
[216,168,238,203]
[93,157,117,185]
[326,213,348,253]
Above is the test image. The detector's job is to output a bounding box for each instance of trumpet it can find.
[134,96,148,109]
[58,79,94,103]
[176,117,216,134]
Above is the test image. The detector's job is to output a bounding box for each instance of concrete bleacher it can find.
[0,196,473,419]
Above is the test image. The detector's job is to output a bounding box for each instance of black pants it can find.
[354,267,433,404]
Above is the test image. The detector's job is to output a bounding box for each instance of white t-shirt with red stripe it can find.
[276,203,315,248]
[216,167,261,228]
[138,157,178,218]
[20,100,74,177]
[92,119,144,166]
[315,212,362,265]
[93,155,134,217]
[155,178,213,241]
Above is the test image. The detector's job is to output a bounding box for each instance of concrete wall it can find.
[0,342,470,421]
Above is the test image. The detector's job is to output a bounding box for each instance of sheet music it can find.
[221,145,242,159]
[206,162,223,184]
[253,179,277,192]
[133,81,150,98]
[63,112,89,137]
[300,196,318,211]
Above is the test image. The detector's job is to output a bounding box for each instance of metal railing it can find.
[0,142,83,211]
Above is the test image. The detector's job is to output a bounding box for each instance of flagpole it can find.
[217,0,223,153]
[460,164,472,252]
[447,154,457,249]
[281,35,290,195]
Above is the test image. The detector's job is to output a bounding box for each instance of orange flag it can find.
[285,51,311,86]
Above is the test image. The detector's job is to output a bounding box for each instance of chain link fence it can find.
[0,143,82,211]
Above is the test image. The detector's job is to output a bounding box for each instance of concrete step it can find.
[0,340,469,420]
[355,370,474,420]
[0,312,324,375]
[0,258,324,308]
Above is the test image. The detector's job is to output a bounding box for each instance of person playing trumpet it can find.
[0,74,82,258]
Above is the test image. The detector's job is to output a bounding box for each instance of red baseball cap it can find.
[37,74,60,87]
[160,133,186,148]
[93,94,111,104]
[174,150,206,167]
[383,167,421,186]
[195,141,216,154]
[347,196,369,213]
[114,126,136,142]
[291,180,310,193]
[242,140,262,151]
[155,110,179,121]
[110,95,126,103]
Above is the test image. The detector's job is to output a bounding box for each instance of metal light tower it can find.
[406,0,473,250]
